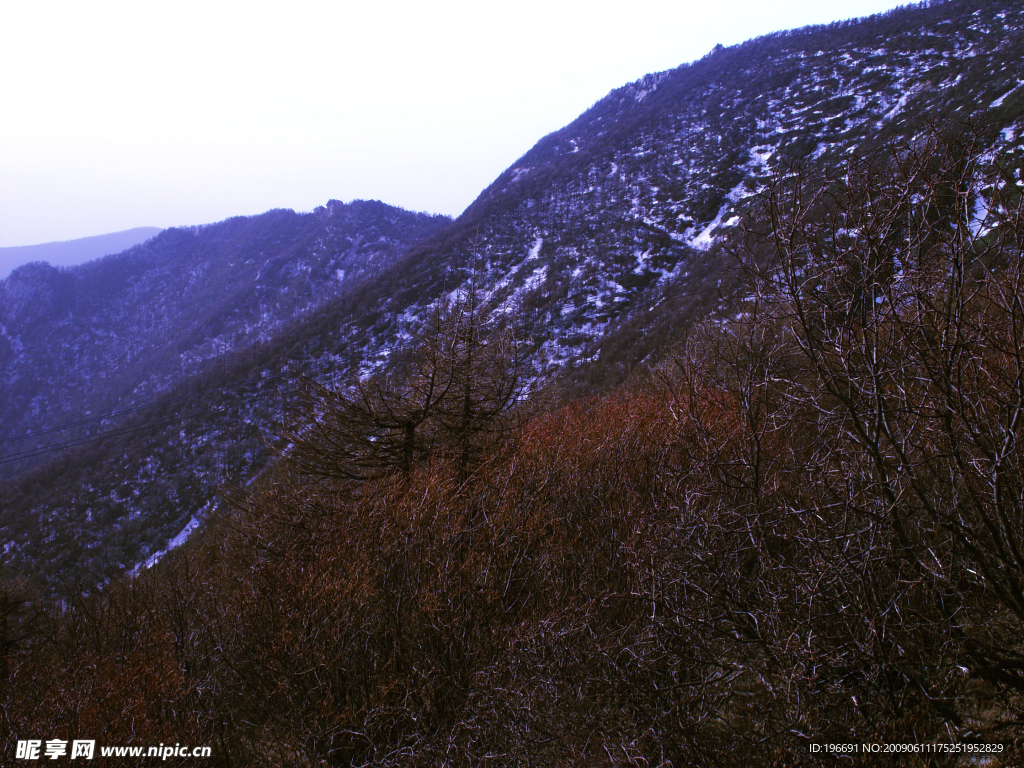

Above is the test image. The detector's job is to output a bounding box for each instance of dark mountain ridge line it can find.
[0,227,164,280]
[466,0,969,220]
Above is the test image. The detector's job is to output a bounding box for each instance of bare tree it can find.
[283,274,532,482]
[729,124,1024,736]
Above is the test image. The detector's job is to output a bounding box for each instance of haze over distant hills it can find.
[0,227,163,279]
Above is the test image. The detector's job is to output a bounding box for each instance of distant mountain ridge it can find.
[0,227,164,279]
[3,0,1024,588]
[0,200,451,446]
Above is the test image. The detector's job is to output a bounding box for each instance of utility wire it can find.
[0,365,355,466]
[0,352,345,445]
[0,337,434,465]
[0,283,710,466]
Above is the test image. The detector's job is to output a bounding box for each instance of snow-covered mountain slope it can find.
[3,0,1023,590]
[354,0,1024,390]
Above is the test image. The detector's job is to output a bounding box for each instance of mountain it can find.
[2,0,1023,589]
[0,227,163,279]
[0,201,451,445]
[0,202,451,583]
[358,0,1024,393]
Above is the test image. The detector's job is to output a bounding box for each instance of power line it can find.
[0,283,710,466]
[0,367,344,466]
[0,352,341,446]
[0,340,425,465]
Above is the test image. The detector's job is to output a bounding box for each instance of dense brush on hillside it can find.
[3,129,1023,765]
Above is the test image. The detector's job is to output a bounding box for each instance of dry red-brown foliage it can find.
[4,129,1023,766]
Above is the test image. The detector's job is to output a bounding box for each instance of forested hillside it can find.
[2,0,1024,684]
[0,201,451,447]
[0,203,451,585]
[4,127,1023,765]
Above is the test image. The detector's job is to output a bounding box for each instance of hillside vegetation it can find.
[3,127,1023,765]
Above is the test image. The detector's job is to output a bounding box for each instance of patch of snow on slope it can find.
[690,205,740,252]
[525,236,543,262]
[688,176,753,252]
[131,512,204,575]
[991,84,1022,109]
[879,86,915,124]
[747,146,774,172]
[492,264,549,318]
[480,236,542,301]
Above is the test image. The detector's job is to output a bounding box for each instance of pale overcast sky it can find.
[0,0,908,247]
